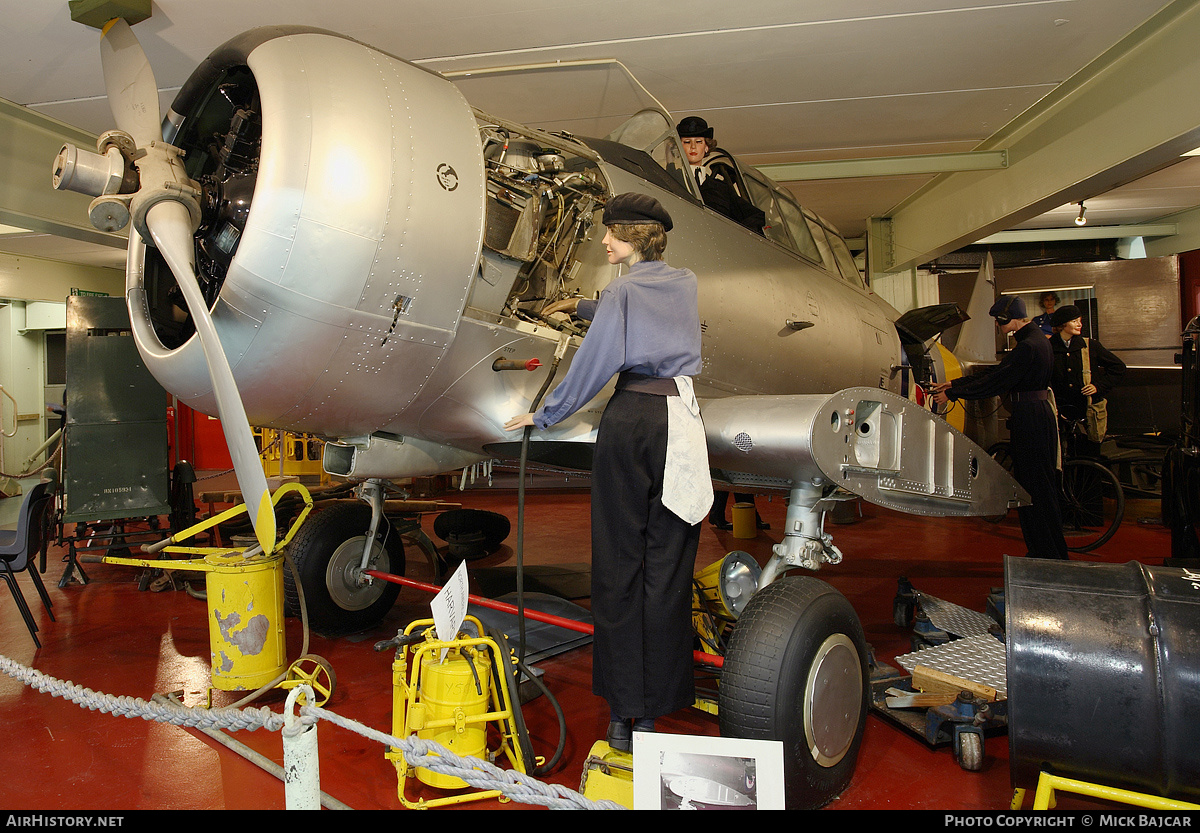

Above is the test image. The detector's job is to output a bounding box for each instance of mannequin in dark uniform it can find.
[505,193,709,752]
[676,116,766,234]
[931,296,1069,560]
[676,116,767,530]
[1050,303,1126,450]
[1031,291,1059,337]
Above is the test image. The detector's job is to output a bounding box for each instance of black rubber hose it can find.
[518,655,567,776]
[506,353,567,776]
[486,625,565,776]
[515,355,561,665]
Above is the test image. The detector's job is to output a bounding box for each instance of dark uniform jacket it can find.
[695,149,766,234]
[1050,334,1126,421]
[946,322,1053,403]
[946,321,1068,559]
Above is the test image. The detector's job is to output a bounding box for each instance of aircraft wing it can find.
[701,387,1028,517]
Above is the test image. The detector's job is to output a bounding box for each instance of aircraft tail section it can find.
[954,252,1000,365]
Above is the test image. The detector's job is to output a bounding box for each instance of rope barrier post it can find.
[283,685,321,810]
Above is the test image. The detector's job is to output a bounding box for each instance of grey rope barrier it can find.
[0,654,624,810]
[306,703,624,810]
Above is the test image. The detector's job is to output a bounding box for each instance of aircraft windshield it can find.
[605,110,696,199]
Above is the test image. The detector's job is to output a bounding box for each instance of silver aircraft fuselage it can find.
[126,27,904,484]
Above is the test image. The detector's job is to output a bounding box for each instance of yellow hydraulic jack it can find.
[80,482,335,705]
[385,615,531,808]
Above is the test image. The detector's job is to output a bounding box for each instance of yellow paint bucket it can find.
[731,502,757,539]
[205,550,287,692]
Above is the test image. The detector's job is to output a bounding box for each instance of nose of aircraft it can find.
[129,28,487,436]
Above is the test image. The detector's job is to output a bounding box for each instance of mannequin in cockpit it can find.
[676,116,765,235]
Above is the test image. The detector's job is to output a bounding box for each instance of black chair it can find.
[0,479,57,648]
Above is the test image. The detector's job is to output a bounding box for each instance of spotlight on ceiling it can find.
[1075,202,1087,226]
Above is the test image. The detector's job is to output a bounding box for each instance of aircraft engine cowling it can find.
[126,27,486,438]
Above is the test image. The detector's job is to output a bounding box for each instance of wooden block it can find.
[911,664,997,702]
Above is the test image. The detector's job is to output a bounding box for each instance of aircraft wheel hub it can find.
[325,536,387,611]
[804,633,862,767]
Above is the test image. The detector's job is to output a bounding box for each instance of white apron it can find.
[662,377,713,524]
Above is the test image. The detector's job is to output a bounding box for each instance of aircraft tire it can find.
[718,575,868,809]
[284,500,404,635]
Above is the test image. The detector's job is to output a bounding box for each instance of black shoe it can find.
[757,519,771,530]
[632,717,656,734]
[606,719,632,752]
[710,520,733,531]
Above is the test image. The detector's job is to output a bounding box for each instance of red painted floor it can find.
[0,475,1180,811]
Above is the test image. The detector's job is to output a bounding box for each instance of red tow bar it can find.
[365,569,722,667]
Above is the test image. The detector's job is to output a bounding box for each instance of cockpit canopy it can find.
[602,108,863,287]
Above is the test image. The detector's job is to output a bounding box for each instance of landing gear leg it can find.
[759,483,844,587]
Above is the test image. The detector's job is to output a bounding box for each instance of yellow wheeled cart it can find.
[385,616,531,809]
[80,482,335,704]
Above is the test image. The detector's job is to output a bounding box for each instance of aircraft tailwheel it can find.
[284,501,405,635]
[280,654,337,707]
[718,576,869,810]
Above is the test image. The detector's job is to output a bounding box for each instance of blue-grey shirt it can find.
[534,260,702,429]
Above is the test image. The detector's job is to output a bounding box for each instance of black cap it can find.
[1051,304,1082,327]
[676,116,714,139]
[988,296,1026,321]
[602,193,673,232]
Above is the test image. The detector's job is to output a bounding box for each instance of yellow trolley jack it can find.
[384,615,532,809]
[79,482,335,706]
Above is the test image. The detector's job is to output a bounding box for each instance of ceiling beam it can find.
[0,97,128,252]
[877,0,1200,273]
[758,150,1007,182]
[1145,204,1200,259]
[975,224,1178,244]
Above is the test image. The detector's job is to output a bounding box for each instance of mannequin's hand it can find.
[504,413,535,431]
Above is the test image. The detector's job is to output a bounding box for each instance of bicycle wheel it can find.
[1060,458,1125,552]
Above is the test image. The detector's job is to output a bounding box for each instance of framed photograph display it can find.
[632,732,785,810]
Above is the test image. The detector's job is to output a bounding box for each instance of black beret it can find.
[988,295,1026,320]
[1051,304,1082,327]
[676,116,714,139]
[603,192,673,232]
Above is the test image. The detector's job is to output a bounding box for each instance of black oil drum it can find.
[1005,556,1200,801]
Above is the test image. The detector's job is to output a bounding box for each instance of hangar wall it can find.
[0,253,124,475]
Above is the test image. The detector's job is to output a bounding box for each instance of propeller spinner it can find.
[57,18,277,554]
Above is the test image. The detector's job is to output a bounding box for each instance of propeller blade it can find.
[99,17,162,147]
[145,200,277,554]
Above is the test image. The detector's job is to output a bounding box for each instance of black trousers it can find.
[590,389,701,719]
[1010,401,1069,560]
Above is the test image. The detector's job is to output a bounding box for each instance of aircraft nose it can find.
[129,29,487,435]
